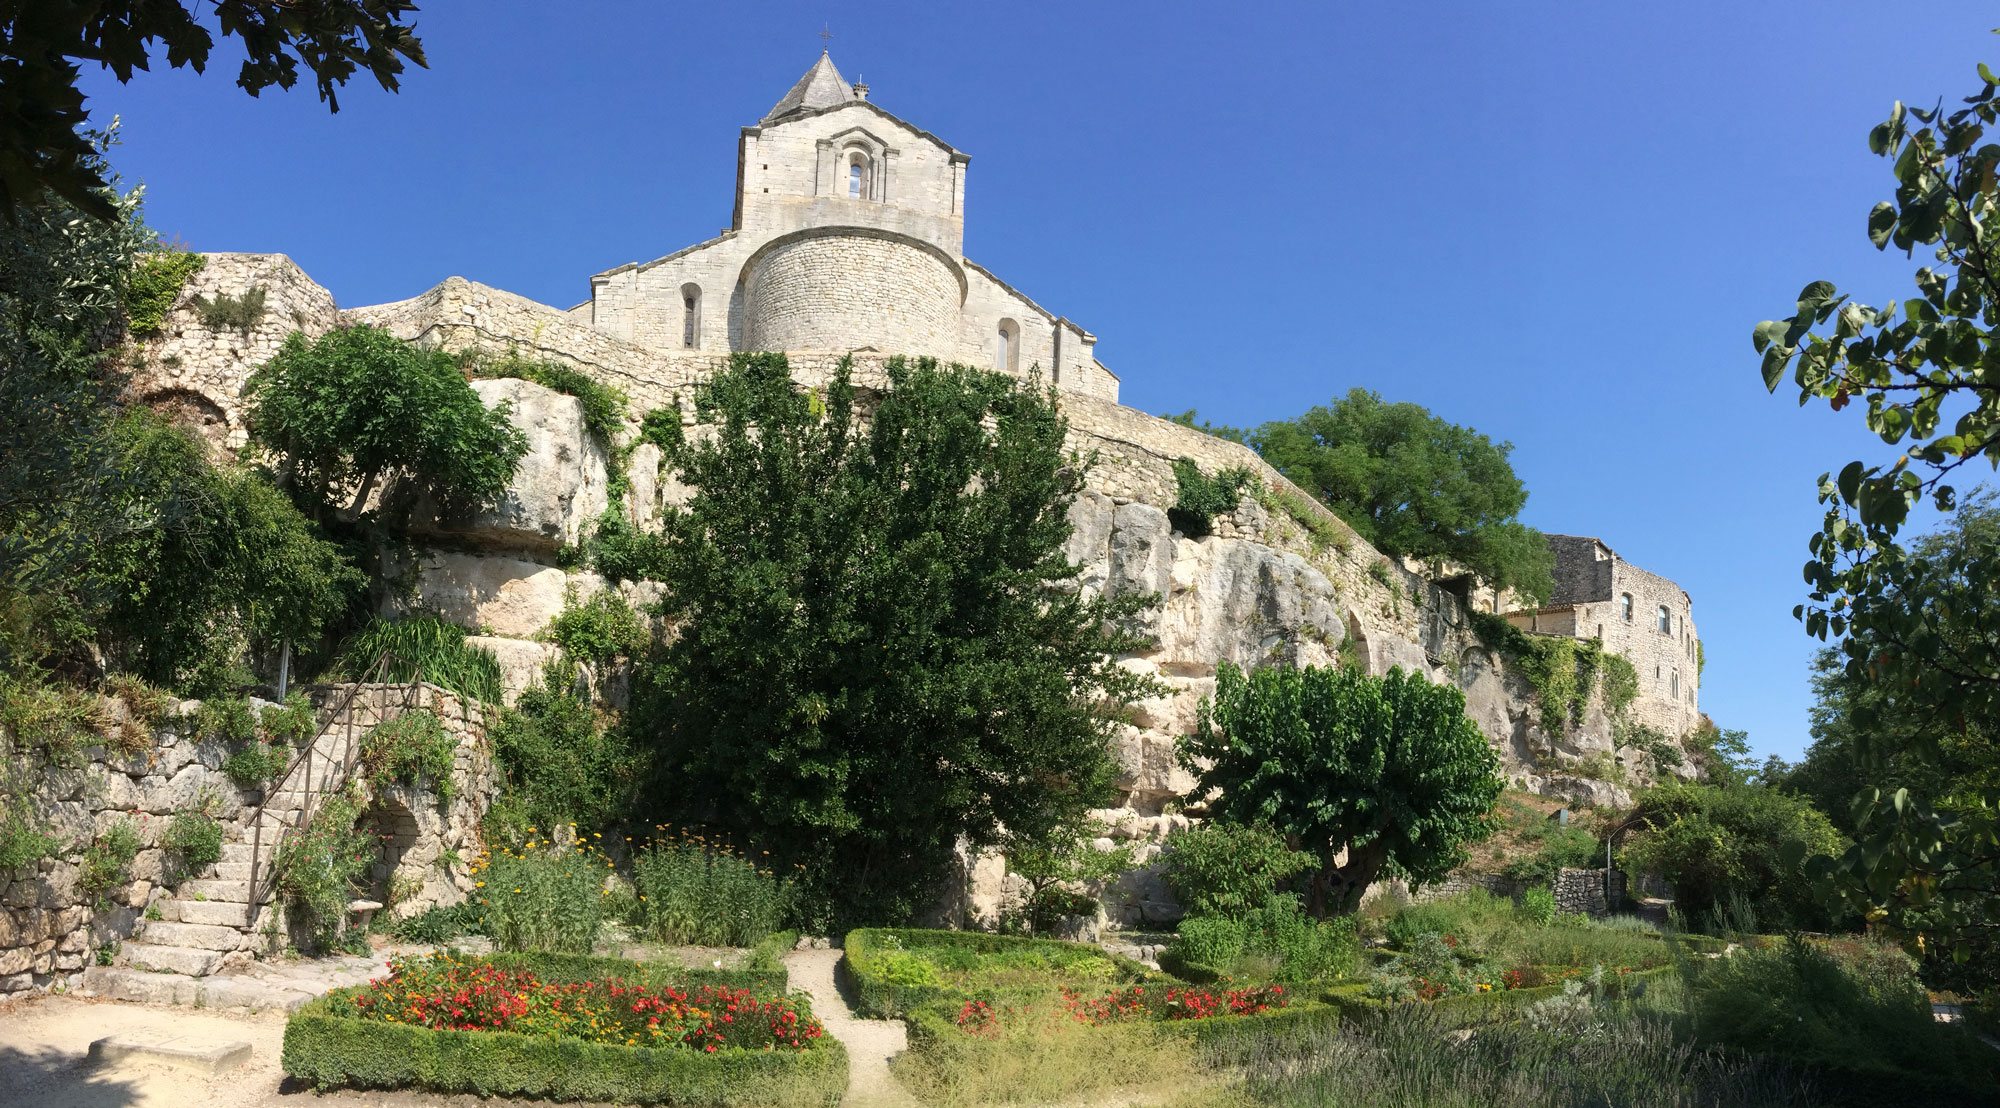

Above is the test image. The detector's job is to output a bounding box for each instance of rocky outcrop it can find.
[143,254,1692,934]
[409,378,610,554]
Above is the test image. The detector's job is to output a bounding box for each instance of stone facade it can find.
[0,684,490,997]
[124,252,341,450]
[1502,535,1701,736]
[580,53,1117,400]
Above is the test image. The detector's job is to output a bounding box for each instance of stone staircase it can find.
[121,844,264,977]
[114,672,433,980]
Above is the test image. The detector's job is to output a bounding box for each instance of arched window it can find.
[846,150,873,200]
[1670,671,1681,698]
[1619,593,1633,622]
[996,318,1019,373]
[1657,605,1671,635]
[680,283,702,348]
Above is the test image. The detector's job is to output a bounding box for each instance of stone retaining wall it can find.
[0,683,489,998]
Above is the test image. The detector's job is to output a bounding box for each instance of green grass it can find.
[842,928,1154,1018]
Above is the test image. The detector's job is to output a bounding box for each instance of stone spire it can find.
[763,52,855,122]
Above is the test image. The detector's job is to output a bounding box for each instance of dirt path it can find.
[784,947,922,1107]
[0,993,607,1108]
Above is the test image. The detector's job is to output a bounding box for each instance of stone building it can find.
[1502,535,1700,735]
[579,53,1118,400]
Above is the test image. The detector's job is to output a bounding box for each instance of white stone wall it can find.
[743,230,963,357]
[125,252,341,450]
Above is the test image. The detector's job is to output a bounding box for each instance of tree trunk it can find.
[1309,838,1389,918]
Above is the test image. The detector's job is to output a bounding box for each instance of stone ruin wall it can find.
[124,254,1696,930]
[0,686,490,998]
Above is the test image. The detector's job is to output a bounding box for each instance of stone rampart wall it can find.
[126,252,341,450]
[0,683,489,998]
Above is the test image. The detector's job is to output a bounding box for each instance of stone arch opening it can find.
[845,148,874,200]
[1344,611,1371,675]
[359,797,423,907]
[680,282,703,348]
[140,387,229,444]
[996,317,1019,373]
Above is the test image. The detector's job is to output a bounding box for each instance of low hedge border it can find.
[478,945,790,995]
[283,993,847,1106]
[900,988,1343,1059]
[842,927,1158,1019]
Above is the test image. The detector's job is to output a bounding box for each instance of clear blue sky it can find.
[83,1,2000,763]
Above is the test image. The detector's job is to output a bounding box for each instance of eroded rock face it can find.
[412,379,609,554]
[466,635,565,706]
[396,552,597,640]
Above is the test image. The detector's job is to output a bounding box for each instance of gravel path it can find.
[784,947,922,1107]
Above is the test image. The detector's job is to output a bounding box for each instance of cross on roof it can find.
[819,24,832,48]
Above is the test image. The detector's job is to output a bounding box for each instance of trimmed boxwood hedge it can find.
[842,927,1157,1019]
[282,953,844,1106]
[479,948,789,996]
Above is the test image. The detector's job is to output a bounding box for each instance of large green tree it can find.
[246,325,526,524]
[89,410,362,693]
[1755,59,2000,961]
[630,354,1156,928]
[1179,662,1503,917]
[1171,392,1553,601]
[1,1,425,217]
[1254,390,1553,600]
[0,132,151,608]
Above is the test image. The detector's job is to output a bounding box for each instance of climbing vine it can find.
[1471,612,1629,735]
[123,249,205,337]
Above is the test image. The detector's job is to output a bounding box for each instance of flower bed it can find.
[283,953,845,1106]
[842,927,1156,1018]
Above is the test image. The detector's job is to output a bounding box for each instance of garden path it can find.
[784,947,922,1107]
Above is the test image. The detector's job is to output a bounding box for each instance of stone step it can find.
[172,900,252,927]
[138,920,246,952]
[211,862,254,881]
[217,842,258,863]
[120,942,223,977]
[89,1030,252,1073]
[83,966,315,1012]
[179,878,251,901]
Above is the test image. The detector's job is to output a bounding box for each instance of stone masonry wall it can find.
[0,684,489,997]
[124,252,341,450]
[743,231,962,357]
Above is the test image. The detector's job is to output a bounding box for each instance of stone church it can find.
[576,53,1119,401]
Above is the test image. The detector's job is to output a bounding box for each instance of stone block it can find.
[396,551,578,639]
[119,942,223,977]
[405,378,610,554]
[465,635,564,706]
[89,1031,252,1073]
[137,920,243,952]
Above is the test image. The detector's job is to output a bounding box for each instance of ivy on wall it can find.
[1472,612,1633,735]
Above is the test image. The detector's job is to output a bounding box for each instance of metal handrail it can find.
[243,652,426,911]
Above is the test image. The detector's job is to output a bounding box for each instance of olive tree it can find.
[1180,662,1502,917]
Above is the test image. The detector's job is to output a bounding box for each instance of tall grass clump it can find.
[473,838,607,954]
[1227,1002,1814,1108]
[632,832,791,947]
[895,1002,1207,1108]
[336,616,503,705]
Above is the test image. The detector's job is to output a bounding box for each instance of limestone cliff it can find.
[125,255,1692,927]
